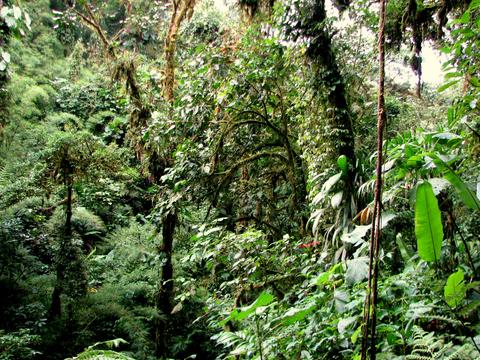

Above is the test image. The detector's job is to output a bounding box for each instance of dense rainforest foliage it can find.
[1,0,480,359]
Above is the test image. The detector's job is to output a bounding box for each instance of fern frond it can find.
[65,338,134,360]
[406,326,479,360]
[417,314,462,326]
[68,349,135,359]
[405,356,434,360]
[0,164,9,187]
[444,343,479,360]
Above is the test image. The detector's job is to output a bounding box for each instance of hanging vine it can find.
[361,0,387,357]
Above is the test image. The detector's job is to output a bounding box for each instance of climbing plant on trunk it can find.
[282,0,357,245]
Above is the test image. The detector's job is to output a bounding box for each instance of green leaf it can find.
[406,155,424,168]
[469,0,480,10]
[396,235,413,263]
[337,155,348,172]
[437,80,459,92]
[453,11,470,24]
[276,303,316,326]
[439,46,451,54]
[351,326,362,344]
[415,181,443,262]
[429,154,480,210]
[470,77,480,88]
[313,272,330,286]
[443,170,480,210]
[447,107,456,126]
[445,71,462,79]
[220,292,275,325]
[444,269,466,308]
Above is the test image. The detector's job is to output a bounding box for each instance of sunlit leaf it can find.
[337,155,348,172]
[444,269,466,308]
[12,6,21,20]
[338,316,356,334]
[415,181,443,262]
[275,303,316,326]
[437,80,459,92]
[341,225,369,245]
[1,51,10,63]
[220,292,275,325]
[331,191,343,208]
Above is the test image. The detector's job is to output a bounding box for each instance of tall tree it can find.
[67,1,197,355]
[44,131,120,321]
[283,0,357,233]
[0,0,11,139]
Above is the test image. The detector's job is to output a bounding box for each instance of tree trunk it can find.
[0,0,10,138]
[293,151,308,235]
[155,210,177,357]
[240,0,275,21]
[163,0,196,102]
[238,165,250,231]
[48,181,73,321]
[303,0,357,214]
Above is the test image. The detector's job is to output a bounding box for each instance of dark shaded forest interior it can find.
[1,0,480,359]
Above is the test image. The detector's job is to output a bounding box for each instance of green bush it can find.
[0,329,41,360]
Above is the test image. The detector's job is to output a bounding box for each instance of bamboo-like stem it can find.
[361,0,387,357]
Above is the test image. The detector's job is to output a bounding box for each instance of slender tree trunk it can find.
[0,0,10,138]
[155,211,177,357]
[153,2,196,354]
[293,152,308,235]
[48,273,63,321]
[361,0,387,357]
[238,166,250,231]
[65,181,73,238]
[48,181,73,321]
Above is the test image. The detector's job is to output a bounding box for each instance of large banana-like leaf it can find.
[415,181,443,262]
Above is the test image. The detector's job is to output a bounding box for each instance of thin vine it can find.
[361,0,387,357]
